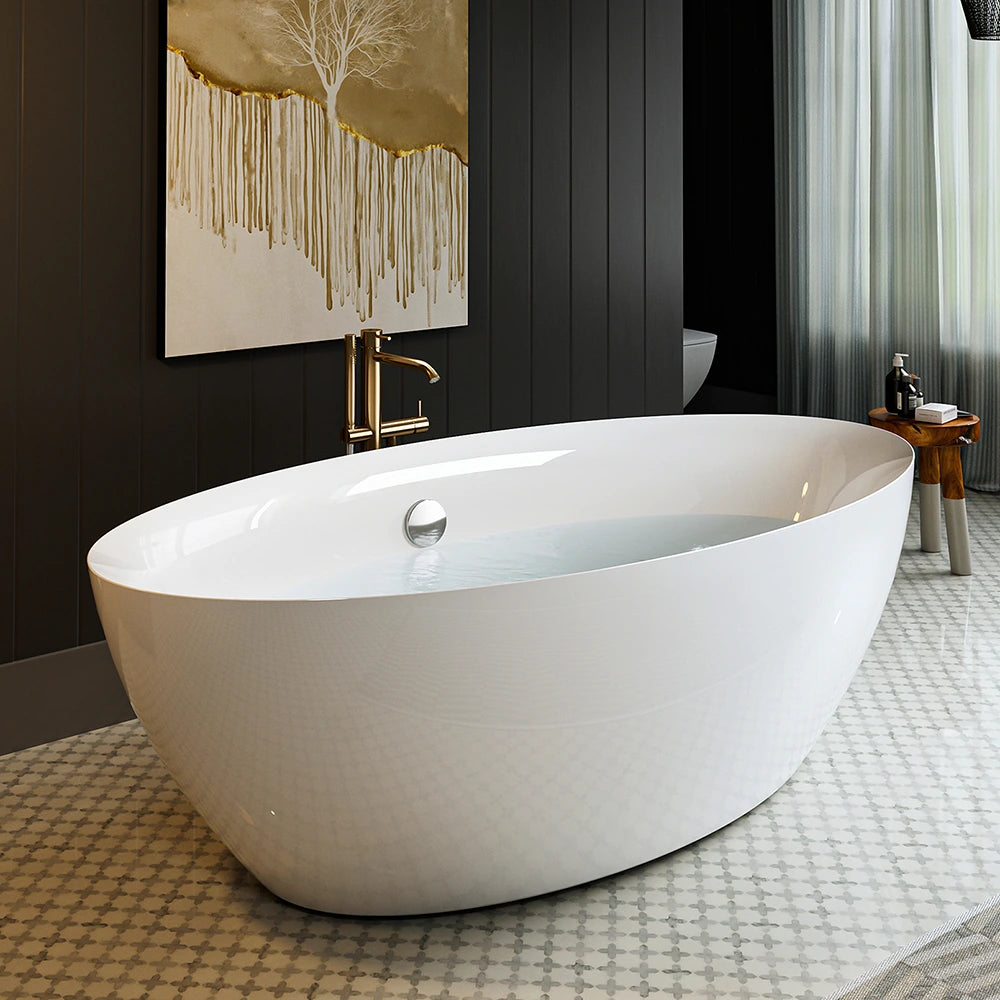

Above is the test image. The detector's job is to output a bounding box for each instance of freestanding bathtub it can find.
[88,414,913,916]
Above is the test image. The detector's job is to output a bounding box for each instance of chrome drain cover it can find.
[403,499,447,547]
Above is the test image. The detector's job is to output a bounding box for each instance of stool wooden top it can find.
[868,408,980,448]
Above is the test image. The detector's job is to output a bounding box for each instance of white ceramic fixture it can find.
[88,414,914,916]
[683,328,718,406]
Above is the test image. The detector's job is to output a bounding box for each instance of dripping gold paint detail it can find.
[167,45,305,101]
[336,120,466,165]
[168,45,468,165]
[166,49,468,322]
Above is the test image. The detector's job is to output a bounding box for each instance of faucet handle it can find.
[418,399,423,417]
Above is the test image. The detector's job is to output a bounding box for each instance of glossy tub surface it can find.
[88,414,914,915]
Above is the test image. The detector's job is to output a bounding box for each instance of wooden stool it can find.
[868,408,980,575]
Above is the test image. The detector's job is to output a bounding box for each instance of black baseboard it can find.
[0,642,135,756]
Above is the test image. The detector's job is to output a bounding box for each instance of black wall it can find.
[683,0,777,407]
[0,1,683,672]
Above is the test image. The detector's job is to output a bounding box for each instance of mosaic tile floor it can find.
[2,492,1000,1000]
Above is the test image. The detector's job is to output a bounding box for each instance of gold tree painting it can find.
[165,0,468,357]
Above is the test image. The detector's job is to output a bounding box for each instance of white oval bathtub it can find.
[88,414,914,916]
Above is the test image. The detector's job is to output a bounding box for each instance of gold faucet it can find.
[343,328,441,452]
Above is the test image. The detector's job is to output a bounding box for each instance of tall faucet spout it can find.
[345,328,441,452]
[375,352,441,383]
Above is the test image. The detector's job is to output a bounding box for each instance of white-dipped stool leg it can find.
[918,482,942,552]
[943,498,972,576]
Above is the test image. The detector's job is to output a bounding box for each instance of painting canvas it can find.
[164,0,468,357]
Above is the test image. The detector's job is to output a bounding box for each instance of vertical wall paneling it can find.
[0,0,21,661]
[530,1,572,427]
[303,341,342,464]
[78,0,145,644]
[250,348,305,475]
[607,1,647,417]
[446,0,491,439]
[15,0,86,658]
[0,0,687,684]
[140,0,198,514]
[489,1,533,430]
[196,354,252,490]
[569,0,610,422]
[644,1,684,414]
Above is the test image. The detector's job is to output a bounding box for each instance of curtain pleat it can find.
[775,0,1000,490]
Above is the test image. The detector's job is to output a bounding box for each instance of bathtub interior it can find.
[88,415,913,601]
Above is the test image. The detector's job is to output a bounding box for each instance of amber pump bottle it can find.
[885,353,910,415]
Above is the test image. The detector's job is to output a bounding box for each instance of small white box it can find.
[915,403,958,423]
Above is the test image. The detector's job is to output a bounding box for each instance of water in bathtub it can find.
[282,513,793,600]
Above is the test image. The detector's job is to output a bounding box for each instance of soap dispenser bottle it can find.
[885,353,910,415]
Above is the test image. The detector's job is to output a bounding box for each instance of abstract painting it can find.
[165,0,468,357]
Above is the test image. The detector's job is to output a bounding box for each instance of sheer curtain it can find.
[774,0,1000,489]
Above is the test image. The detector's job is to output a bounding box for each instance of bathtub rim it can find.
[87,413,915,604]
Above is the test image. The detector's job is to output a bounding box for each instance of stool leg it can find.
[918,483,942,552]
[917,446,942,553]
[943,500,972,576]
[940,448,971,576]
